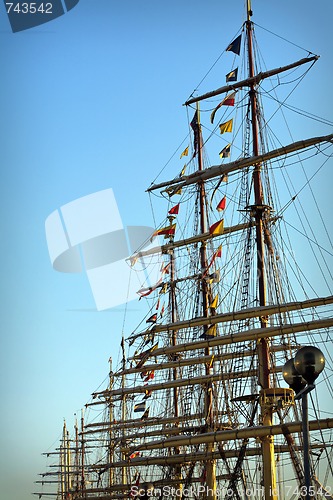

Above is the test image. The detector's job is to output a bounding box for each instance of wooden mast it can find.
[108,358,114,489]
[196,103,217,499]
[120,337,127,487]
[168,213,182,494]
[246,1,277,498]
[80,409,86,494]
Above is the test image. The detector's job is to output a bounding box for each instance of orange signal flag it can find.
[216,196,226,211]
[210,93,236,123]
[144,371,155,382]
[168,203,180,215]
[146,313,157,324]
[209,220,224,235]
[151,223,176,240]
[161,263,171,274]
[206,245,222,271]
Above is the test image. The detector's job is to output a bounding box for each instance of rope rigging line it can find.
[276,148,333,216]
[185,25,245,103]
[261,91,333,128]
[253,22,317,56]
[282,220,333,258]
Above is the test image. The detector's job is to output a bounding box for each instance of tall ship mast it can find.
[34,2,333,499]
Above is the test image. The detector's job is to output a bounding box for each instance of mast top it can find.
[247,0,253,21]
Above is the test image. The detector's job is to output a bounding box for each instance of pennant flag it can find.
[155,298,160,310]
[190,111,199,157]
[214,245,223,258]
[137,278,163,298]
[207,245,222,270]
[219,119,233,134]
[209,354,215,368]
[226,68,238,82]
[210,295,219,310]
[161,263,170,274]
[168,203,180,215]
[165,186,182,197]
[144,371,155,382]
[223,93,236,106]
[200,324,217,339]
[216,196,227,211]
[226,34,242,55]
[129,451,141,460]
[160,305,165,318]
[134,401,146,412]
[209,220,224,235]
[160,283,168,294]
[130,473,141,496]
[179,165,187,177]
[144,389,152,399]
[136,343,159,368]
[180,146,189,158]
[219,144,231,159]
[205,270,220,284]
[151,223,176,240]
[129,255,139,267]
[210,93,236,124]
[146,313,157,324]
[141,408,150,420]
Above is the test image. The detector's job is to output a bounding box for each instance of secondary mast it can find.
[196,103,217,499]
[246,2,277,498]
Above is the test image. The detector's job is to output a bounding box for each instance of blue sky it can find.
[0,1,332,498]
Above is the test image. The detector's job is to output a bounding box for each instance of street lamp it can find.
[282,346,325,500]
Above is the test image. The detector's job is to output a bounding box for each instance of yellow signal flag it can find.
[180,164,187,176]
[180,146,189,158]
[219,119,233,134]
[165,186,182,197]
[205,325,217,339]
[210,295,219,310]
[209,219,224,236]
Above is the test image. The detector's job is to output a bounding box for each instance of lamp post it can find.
[282,346,325,500]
